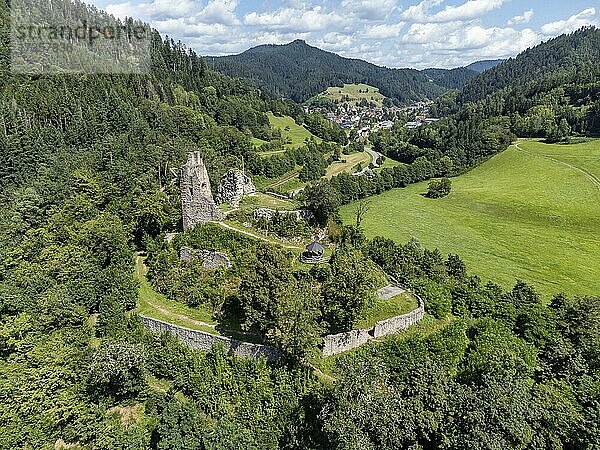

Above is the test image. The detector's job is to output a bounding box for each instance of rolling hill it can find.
[465,59,505,73]
[341,139,600,298]
[209,39,476,103]
[459,26,600,103]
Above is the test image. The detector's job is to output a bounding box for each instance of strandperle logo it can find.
[9,0,152,74]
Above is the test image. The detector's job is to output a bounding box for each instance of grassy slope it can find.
[377,156,404,170]
[340,140,600,299]
[134,256,219,334]
[355,291,419,330]
[320,83,385,107]
[266,112,321,148]
[325,151,372,178]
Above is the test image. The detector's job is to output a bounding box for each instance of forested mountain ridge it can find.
[0,1,599,449]
[465,59,504,73]
[459,26,600,102]
[451,26,600,140]
[210,39,477,103]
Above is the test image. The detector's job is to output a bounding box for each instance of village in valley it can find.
[304,83,440,140]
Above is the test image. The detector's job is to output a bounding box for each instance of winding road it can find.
[365,147,382,168]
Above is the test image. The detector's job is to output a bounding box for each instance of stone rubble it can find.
[180,246,232,270]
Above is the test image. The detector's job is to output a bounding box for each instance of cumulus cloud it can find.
[105,0,197,20]
[340,0,398,20]
[399,21,540,67]
[317,32,355,51]
[98,0,599,69]
[430,0,506,23]
[541,8,597,35]
[244,6,347,32]
[508,9,534,26]
[105,0,239,24]
[197,0,240,25]
[401,0,443,22]
[363,22,406,39]
[401,0,505,23]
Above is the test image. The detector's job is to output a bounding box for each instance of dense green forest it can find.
[456,27,600,140]
[460,27,600,103]
[0,0,599,448]
[211,39,476,103]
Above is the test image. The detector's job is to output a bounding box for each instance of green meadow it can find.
[320,83,385,107]
[266,112,321,148]
[325,151,371,178]
[340,140,600,299]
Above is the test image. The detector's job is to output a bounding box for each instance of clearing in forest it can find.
[318,83,386,107]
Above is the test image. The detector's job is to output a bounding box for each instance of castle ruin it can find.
[180,152,223,230]
[217,169,256,208]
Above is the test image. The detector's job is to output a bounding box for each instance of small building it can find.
[301,241,325,264]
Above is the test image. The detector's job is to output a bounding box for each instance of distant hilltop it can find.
[465,59,505,73]
[207,39,477,104]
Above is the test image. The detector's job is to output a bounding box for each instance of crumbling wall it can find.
[372,303,425,338]
[322,329,373,357]
[180,152,223,230]
[180,246,232,269]
[253,208,314,222]
[217,169,256,207]
[321,290,425,356]
[139,316,282,362]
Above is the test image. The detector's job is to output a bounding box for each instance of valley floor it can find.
[341,139,600,299]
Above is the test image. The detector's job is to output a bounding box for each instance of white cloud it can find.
[105,0,197,20]
[400,22,540,67]
[105,0,239,24]
[340,0,398,20]
[363,21,406,39]
[508,9,534,26]
[401,0,505,23]
[317,32,355,51]
[97,0,599,70]
[154,18,230,38]
[244,6,347,32]
[401,0,443,22]
[430,0,505,23]
[197,0,240,25]
[541,8,597,35]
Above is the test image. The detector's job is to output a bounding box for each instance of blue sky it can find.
[89,0,599,68]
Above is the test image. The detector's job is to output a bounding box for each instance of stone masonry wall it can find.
[253,208,314,222]
[322,290,425,357]
[180,152,223,230]
[139,316,282,362]
[180,246,232,269]
[322,329,373,357]
[216,169,256,208]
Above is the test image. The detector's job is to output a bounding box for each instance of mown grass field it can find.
[377,155,404,170]
[325,151,371,178]
[320,83,385,107]
[266,112,321,148]
[340,139,600,299]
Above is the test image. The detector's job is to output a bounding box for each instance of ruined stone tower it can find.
[217,169,256,208]
[180,152,223,230]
